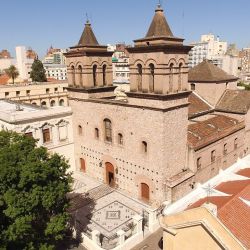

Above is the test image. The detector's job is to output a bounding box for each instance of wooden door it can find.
[141,183,150,201]
[80,158,86,172]
[105,162,115,187]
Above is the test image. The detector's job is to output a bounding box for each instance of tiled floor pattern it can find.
[71,172,150,238]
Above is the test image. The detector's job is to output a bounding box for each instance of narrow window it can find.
[223,143,227,155]
[41,101,47,107]
[46,88,50,94]
[78,125,82,135]
[118,133,123,145]
[178,63,183,90]
[42,128,51,143]
[50,100,56,107]
[149,63,155,92]
[95,128,99,139]
[103,64,107,86]
[71,65,75,85]
[26,90,30,95]
[211,150,216,163]
[78,65,83,86]
[191,83,196,91]
[16,91,20,97]
[59,99,64,106]
[169,63,174,92]
[93,65,97,86]
[197,157,201,170]
[137,64,142,91]
[234,138,238,149]
[142,141,147,153]
[104,119,112,142]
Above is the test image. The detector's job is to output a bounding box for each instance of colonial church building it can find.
[64,5,249,205]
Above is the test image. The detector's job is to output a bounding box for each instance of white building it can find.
[0,46,35,81]
[0,100,75,170]
[0,81,68,108]
[43,48,67,65]
[43,63,67,80]
[189,34,228,68]
[110,44,130,92]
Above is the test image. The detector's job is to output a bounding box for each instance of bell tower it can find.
[126,5,193,195]
[127,4,191,96]
[64,20,115,98]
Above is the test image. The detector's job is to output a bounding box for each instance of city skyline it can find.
[1,0,250,57]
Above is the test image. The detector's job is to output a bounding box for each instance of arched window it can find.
[50,100,56,107]
[102,65,107,86]
[118,133,123,145]
[137,64,142,91]
[59,99,64,106]
[234,138,238,149]
[191,83,196,91]
[223,143,227,155]
[42,127,51,143]
[78,125,82,135]
[93,65,97,87]
[197,157,201,170]
[71,65,75,85]
[104,119,112,142]
[95,128,99,139]
[149,63,155,92]
[142,141,147,153]
[78,65,83,86]
[32,102,37,106]
[41,101,47,107]
[169,63,174,92]
[211,150,216,163]
[178,63,183,91]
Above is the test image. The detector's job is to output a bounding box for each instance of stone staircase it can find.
[69,184,114,212]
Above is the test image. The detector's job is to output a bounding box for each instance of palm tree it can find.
[5,65,19,84]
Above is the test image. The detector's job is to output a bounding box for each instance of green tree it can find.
[0,130,72,249]
[5,65,19,84]
[30,59,47,82]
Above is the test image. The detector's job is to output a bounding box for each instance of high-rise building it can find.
[189,34,228,68]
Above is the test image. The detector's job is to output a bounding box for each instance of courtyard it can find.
[68,173,154,249]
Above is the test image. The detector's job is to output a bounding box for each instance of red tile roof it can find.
[188,115,245,150]
[0,74,9,85]
[187,174,250,249]
[188,92,212,118]
[237,168,250,178]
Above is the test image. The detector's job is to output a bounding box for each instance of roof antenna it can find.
[204,184,214,204]
[158,0,162,7]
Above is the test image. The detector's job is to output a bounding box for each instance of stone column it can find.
[92,230,100,245]
[133,215,143,233]
[117,229,126,245]
[148,210,158,232]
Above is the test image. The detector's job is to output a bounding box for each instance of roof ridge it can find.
[217,179,250,210]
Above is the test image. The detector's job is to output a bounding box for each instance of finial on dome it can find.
[85,13,90,25]
[156,0,163,12]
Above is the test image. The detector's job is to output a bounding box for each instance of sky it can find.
[0,0,249,58]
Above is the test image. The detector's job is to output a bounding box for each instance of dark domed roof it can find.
[78,20,99,46]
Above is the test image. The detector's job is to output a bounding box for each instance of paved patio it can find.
[69,173,151,239]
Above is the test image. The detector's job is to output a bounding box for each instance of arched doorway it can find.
[80,158,86,172]
[105,162,115,187]
[141,183,150,201]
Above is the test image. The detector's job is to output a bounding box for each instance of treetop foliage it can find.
[30,59,47,82]
[0,130,73,250]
